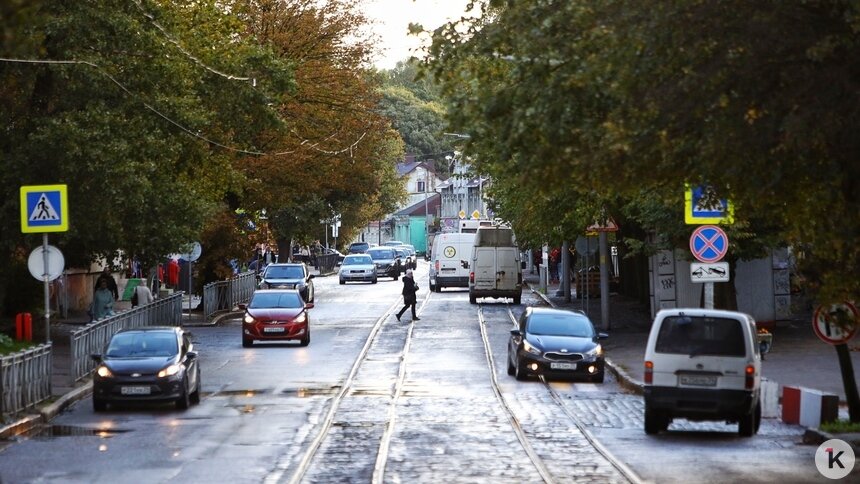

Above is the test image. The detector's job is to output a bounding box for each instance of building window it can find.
[417,181,426,192]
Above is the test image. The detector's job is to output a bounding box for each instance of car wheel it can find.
[372,278,378,284]
[429,283,435,291]
[738,402,761,437]
[93,397,107,412]
[644,405,662,435]
[469,293,477,304]
[591,370,605,383]
[242,337,253,348]
[513,295,521,305]
[514,358,527,381]
[176,378,191,410]
[299,327,310,347]
[435,285,442,293]
[190,369,201,405]
[339,278,345,285]
[393,275,399,281]
[507,355,515,376]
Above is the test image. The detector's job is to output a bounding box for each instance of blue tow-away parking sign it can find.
[20,184,69,233]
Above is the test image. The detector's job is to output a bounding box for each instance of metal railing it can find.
[69,293,183,382]
[317,253,339,275]
[202,271,256,321]
[0,344,52,422]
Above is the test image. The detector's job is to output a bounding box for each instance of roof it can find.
[393,193,441,216]
[396,160,438,177]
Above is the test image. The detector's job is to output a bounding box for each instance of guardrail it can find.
[202,271,256,321]
[69,293,183,382]
[0,344,52,422]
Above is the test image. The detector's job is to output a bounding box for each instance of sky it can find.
[363,0,475,70]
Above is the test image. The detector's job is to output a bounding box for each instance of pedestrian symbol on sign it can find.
[30,194,60,221]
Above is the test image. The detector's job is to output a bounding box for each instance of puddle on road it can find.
[7,425,131,440]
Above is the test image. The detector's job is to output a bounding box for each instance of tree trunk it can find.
[713,257,738,310]
[835,343,860,422]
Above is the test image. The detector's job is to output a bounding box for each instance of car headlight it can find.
[157,364,181,378]
[96,365,113,378]
[584,345,603,358]
[293,313,307,324]
[244,313,255,324]
[523,339,542,356]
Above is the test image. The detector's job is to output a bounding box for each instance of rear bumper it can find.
[469,285,522,298]
[434,276,469,287]
[644,386,758,420]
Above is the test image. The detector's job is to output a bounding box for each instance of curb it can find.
[182,310,244,327]
[527,282,645,395]
[0,381,93,439]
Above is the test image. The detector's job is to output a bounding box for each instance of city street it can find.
[0,262,828,483]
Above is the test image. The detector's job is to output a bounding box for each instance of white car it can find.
[339,254,378,284]
[643,308,762,437]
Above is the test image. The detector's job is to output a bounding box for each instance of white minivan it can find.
[643,308,762,436]
[428,232,475,292]
[468,226,523,305]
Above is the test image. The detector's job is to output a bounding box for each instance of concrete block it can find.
[782,385,839,428]
[761,379,780,418]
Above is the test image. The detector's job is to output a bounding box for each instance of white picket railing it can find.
[0,344,52,422]
[202,271,256,321]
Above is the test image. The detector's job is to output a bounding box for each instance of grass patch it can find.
[0,334,38,356]
[821,420,860,434]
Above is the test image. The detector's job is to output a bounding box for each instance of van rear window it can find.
[655,316,745,357]
[475,228,514,246]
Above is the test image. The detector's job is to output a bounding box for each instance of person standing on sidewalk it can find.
[93,267,119,301]
[396,269,420,322]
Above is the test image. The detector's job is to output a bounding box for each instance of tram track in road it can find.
[476,301,643,484]
[265,289,431,484]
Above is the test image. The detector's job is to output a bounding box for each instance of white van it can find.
[468,226,523,305]
[429,232,475,292]
[643,308,762,436]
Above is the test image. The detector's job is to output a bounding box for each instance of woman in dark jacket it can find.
[396,269,420,322]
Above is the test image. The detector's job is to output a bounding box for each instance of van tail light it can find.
[745,365,755,390]
[470,272,475,283]
[435,261,440,272]
[644,361,653,384]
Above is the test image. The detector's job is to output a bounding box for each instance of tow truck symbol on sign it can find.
[690,262,730,283]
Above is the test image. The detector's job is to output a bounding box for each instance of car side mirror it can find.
[305,302,315,309]
[598,332,609,340]
[510,329,522,337]
[238,303,247,310]
[186,351,198,360]
[90,353,103,363]
[521,261,527,269]
[308,274,315,279]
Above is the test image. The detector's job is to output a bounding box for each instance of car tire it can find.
[738,402,761,437]
[176,378,191,410]
[93,397,107,412]
[299,328,310,347]
[591,370,605,383]
[339,278,345,285]
[242,337,253,348]
[644,405,663,435]
[393,275,399,281]
[507,355,515,376]
[435,285,442,293]
[469,293,477,304]
[190,369,201,405]
[372,278,378,284]
[514,358,528,381]
[513,295,521,305]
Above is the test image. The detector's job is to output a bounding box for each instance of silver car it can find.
[339,254,378,284]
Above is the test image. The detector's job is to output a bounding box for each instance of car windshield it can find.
[395,249,407,257]
[264,266,304,279]
[367,249,395,260]
[527,313,594,338]
[106,332,178,358]
[249,292,303,309]
[344,256,372,265]
[655,315,745,357]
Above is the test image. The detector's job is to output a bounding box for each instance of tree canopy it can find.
[420,0,860,303]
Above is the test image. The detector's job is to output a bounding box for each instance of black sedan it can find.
[366,247,402,280]
[507,307,608,382]
[258,263,315,302]
[91,327,201,411]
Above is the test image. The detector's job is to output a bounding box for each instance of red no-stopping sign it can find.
[689,225,729,263]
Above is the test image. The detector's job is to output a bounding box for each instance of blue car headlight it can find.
[523,339,542,356]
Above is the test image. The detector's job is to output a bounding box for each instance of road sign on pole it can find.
[690,262,729,283]
[20,184,69,233]
[684,184,734,225]
[813,302,858,345]
[690,225,729,263]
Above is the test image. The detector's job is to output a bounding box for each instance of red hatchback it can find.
[240,289,314,347]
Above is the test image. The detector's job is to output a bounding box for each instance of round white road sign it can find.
[28,245,65,281]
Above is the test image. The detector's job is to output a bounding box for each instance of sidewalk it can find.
[523,272,860,403]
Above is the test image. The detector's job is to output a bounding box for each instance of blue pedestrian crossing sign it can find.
[20,184,69,233]
[684,184,734,225]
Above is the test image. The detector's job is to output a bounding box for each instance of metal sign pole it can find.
[704,282,714,309]
[188,260,193,314]
[42,233,51,344]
